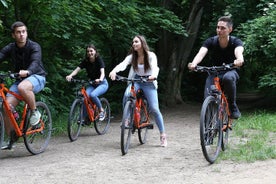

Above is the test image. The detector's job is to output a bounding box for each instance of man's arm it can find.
[188,47,208,70]
[234,46,244,67]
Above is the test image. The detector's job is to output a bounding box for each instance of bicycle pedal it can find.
[31,124,41,130]
[146,123,154,129]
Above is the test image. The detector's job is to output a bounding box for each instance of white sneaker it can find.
[99,111,105,121]
[30,110,41,126]
[160,134,167,147]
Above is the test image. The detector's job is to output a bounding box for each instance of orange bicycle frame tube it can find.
[81,86,96,121]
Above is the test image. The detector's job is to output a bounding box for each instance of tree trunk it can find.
[157,0,205,106]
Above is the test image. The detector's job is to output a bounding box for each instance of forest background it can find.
[0,0,275,124]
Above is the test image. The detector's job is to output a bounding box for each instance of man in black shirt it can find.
[188,16,244,119]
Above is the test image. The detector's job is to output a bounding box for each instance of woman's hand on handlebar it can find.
[147,75,156,82]
[109,71,116,81]
[66,75,73,82]
[188,62,197,70]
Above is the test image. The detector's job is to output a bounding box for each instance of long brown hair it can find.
[85,44,99,61]
[128,35,150,72]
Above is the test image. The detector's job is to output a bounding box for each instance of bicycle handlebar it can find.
[0,72,20,81]
[194,63,236,74]
[70,78,96,85]
[115,75,156,83]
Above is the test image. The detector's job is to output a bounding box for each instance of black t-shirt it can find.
[79,57,105,80]
[202,36,243,66]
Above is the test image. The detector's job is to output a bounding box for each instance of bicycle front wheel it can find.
[68,98,83,141]
[200,96,222,164]
[24,101,52,155]
[221,102,230,151]
[121,100,134,155]
[94,98,111,135]
[138,98,149,144]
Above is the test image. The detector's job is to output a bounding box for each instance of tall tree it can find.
[157,0,205,105]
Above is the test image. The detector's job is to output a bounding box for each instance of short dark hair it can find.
[218,16,233,28]
[11,21,26,33]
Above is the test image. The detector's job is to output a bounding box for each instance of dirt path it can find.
[0,103,275,184]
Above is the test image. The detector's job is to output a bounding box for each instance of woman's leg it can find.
[140,83,165,134]
[88,79,109,110]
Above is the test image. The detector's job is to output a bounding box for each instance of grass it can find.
[220,110,276,162]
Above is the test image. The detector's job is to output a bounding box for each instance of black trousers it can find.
[204,70,240,104]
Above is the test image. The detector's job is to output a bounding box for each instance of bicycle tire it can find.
[200,96,222,164]
[94,98,111,135]
[68,98,83,141]
[121,100,133,155]
[0,111,4,151]
[138,98,149,144]
[24,101,52,155]
[221,102,230,151]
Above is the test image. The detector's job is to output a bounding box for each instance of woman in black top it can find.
[66,44,109,121]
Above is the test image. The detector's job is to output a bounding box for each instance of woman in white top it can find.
[109,35,167,147]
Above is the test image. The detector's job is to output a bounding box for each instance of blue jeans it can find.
[83,79,108,117]
[204,70,239,104]
[123,78,165,133]
[7,74,46,97]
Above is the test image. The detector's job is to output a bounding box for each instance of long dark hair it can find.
[85,44,99,61]
[129,35,150,72]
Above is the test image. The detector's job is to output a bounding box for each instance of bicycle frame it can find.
[213,75,233,128]
[0,83,44,137]
[73,79,100,122]
[127,80,150,130]
[80,86,98,122]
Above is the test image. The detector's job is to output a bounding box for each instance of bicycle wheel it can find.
[68,98,83,141]
[24,101,52,155]
[121,100,134,155]
[138,98,149,144]
[0,111,4,151]
[221,102,230,151]
[200,96,222,164]
[94,98,111,135]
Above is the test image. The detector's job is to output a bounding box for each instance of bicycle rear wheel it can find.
[24,101,52,155]
[94,98,111,135]
[0,111,4,151]
[68,98,83,141]
[200,96,222,164]
[121,100,134,155]
[138,98,149,144]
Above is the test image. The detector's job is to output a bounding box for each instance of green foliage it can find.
[238,1,276,90]
[258,67,276,88]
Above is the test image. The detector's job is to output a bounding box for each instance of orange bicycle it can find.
[67,78,111,141]
[193,63,236,163]
[0,72,52,155]
[115,75,154,155]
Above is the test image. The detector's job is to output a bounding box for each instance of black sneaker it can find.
[83,116,91,126]
[230,103,241,119]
